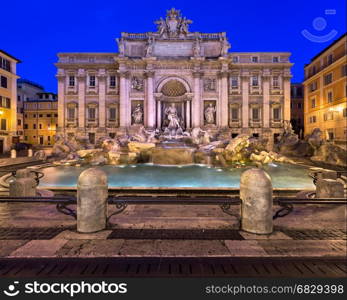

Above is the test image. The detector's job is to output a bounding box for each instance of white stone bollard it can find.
[10,149,17,158]
[240,168,273,234]
[316,179,344,198]
[9,177,37,197]
[77,167,108,233]
[28,149,33,157]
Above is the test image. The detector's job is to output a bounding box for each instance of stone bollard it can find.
[9,177,37,197]
[16,168,31,179]
[28,148,33,157]
[10,149,16,158]
[240,168,273,234]
[77,168,108,233]
[316,179,344,198]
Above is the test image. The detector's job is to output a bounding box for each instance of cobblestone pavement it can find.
[0,202,345,259]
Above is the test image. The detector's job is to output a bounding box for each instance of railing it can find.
[0,195,346,225]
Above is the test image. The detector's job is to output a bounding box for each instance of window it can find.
[324,73,333,85]
[18,95,21,101]
[252,108,260,121]
[109,76,116,87]
[17,119,21,126]
[251,56,258,63]
[0,57,11,72]
[231,76,238,88]
[69,76,75,87]
[39,124,42,129]
[24,136,28,141]
[33,114,36,118]
[89,75,96,87]
[298,103,302,109]
[251,76,259,87]
[309,81,317,91]
[0,119,6,130]
[327,91,333,103]
[48,136,51,141]
[273,107,281,121]
[272,56,279,63]
[311,98,316,108]
[0,76,7,88]
[33,124,36,129]
[24,124,28,129]
[47,114,51,117]
[272,76,279,88]
[232,56,239,63]
[327,54,333,65]
[39,114,43,118]
[88,107,96,120]
[109,108,117,120]
[67,108,75,120]
[309,116,317,123]
[231,108,239,121]
[343,108,347,118]
[342,64,347,77]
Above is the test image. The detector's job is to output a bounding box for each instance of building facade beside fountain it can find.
[55,8,292,148]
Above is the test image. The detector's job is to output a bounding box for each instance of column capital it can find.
[154,92,163,100]
[144,70,155,78]
[185,92,194,100]
[192,71,204,78]
[218,71,229,78]
[118,70,130,78]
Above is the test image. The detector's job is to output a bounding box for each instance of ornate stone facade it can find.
[55,8,293,146]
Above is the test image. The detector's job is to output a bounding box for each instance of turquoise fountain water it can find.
[38,163,315,189]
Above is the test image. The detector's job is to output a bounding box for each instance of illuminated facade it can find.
[0,50,20,153]
[304,33,347,144]
[56,9,293,147]
[23,93,58,146]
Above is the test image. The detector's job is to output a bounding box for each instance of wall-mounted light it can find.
[0,110,3,116]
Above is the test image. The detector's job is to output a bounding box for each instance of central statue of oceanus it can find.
[163,103,183,136]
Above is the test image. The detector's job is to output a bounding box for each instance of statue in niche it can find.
[204,78,216,91]
[193,39,201,57]
[204,103,216,124]
[132,104,143,124]
[131,76,143,91]
[220,38,230,57]
[116,38,125,57]
[145,37,154,57]
[164,103,182,133]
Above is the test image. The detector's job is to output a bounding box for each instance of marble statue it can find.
[204,103,216,124]
[164,103,182,135]
[193,39,201,57]
[154,8,192,38]
[220,38,230,56]
[145,37,154,57]
[116,38,125,56]
[132,104,143,124]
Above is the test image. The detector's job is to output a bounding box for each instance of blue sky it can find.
[2,0,346,93]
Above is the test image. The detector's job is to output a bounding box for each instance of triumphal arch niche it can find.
[57,7,292,143]
[115,7,231,133]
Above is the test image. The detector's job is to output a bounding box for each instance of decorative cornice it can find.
[118,71,130,78]
[144,70,155,78]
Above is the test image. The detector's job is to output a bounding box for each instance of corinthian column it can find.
[145,70,155,128]
[56,73,65,131]
[192,71,203,128]
[98,70,106,129]
[262,73,270,128]
[77,69,85,129]
[219,71,229,127]
[283,75,291,122]
[119,71,129,128]
[241,72,250,128]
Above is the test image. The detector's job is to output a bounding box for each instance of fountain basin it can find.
[37,163,315,190]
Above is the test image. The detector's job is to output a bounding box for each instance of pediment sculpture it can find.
[154,8,192,38]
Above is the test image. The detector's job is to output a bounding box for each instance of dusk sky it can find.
[3,0,346,93]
